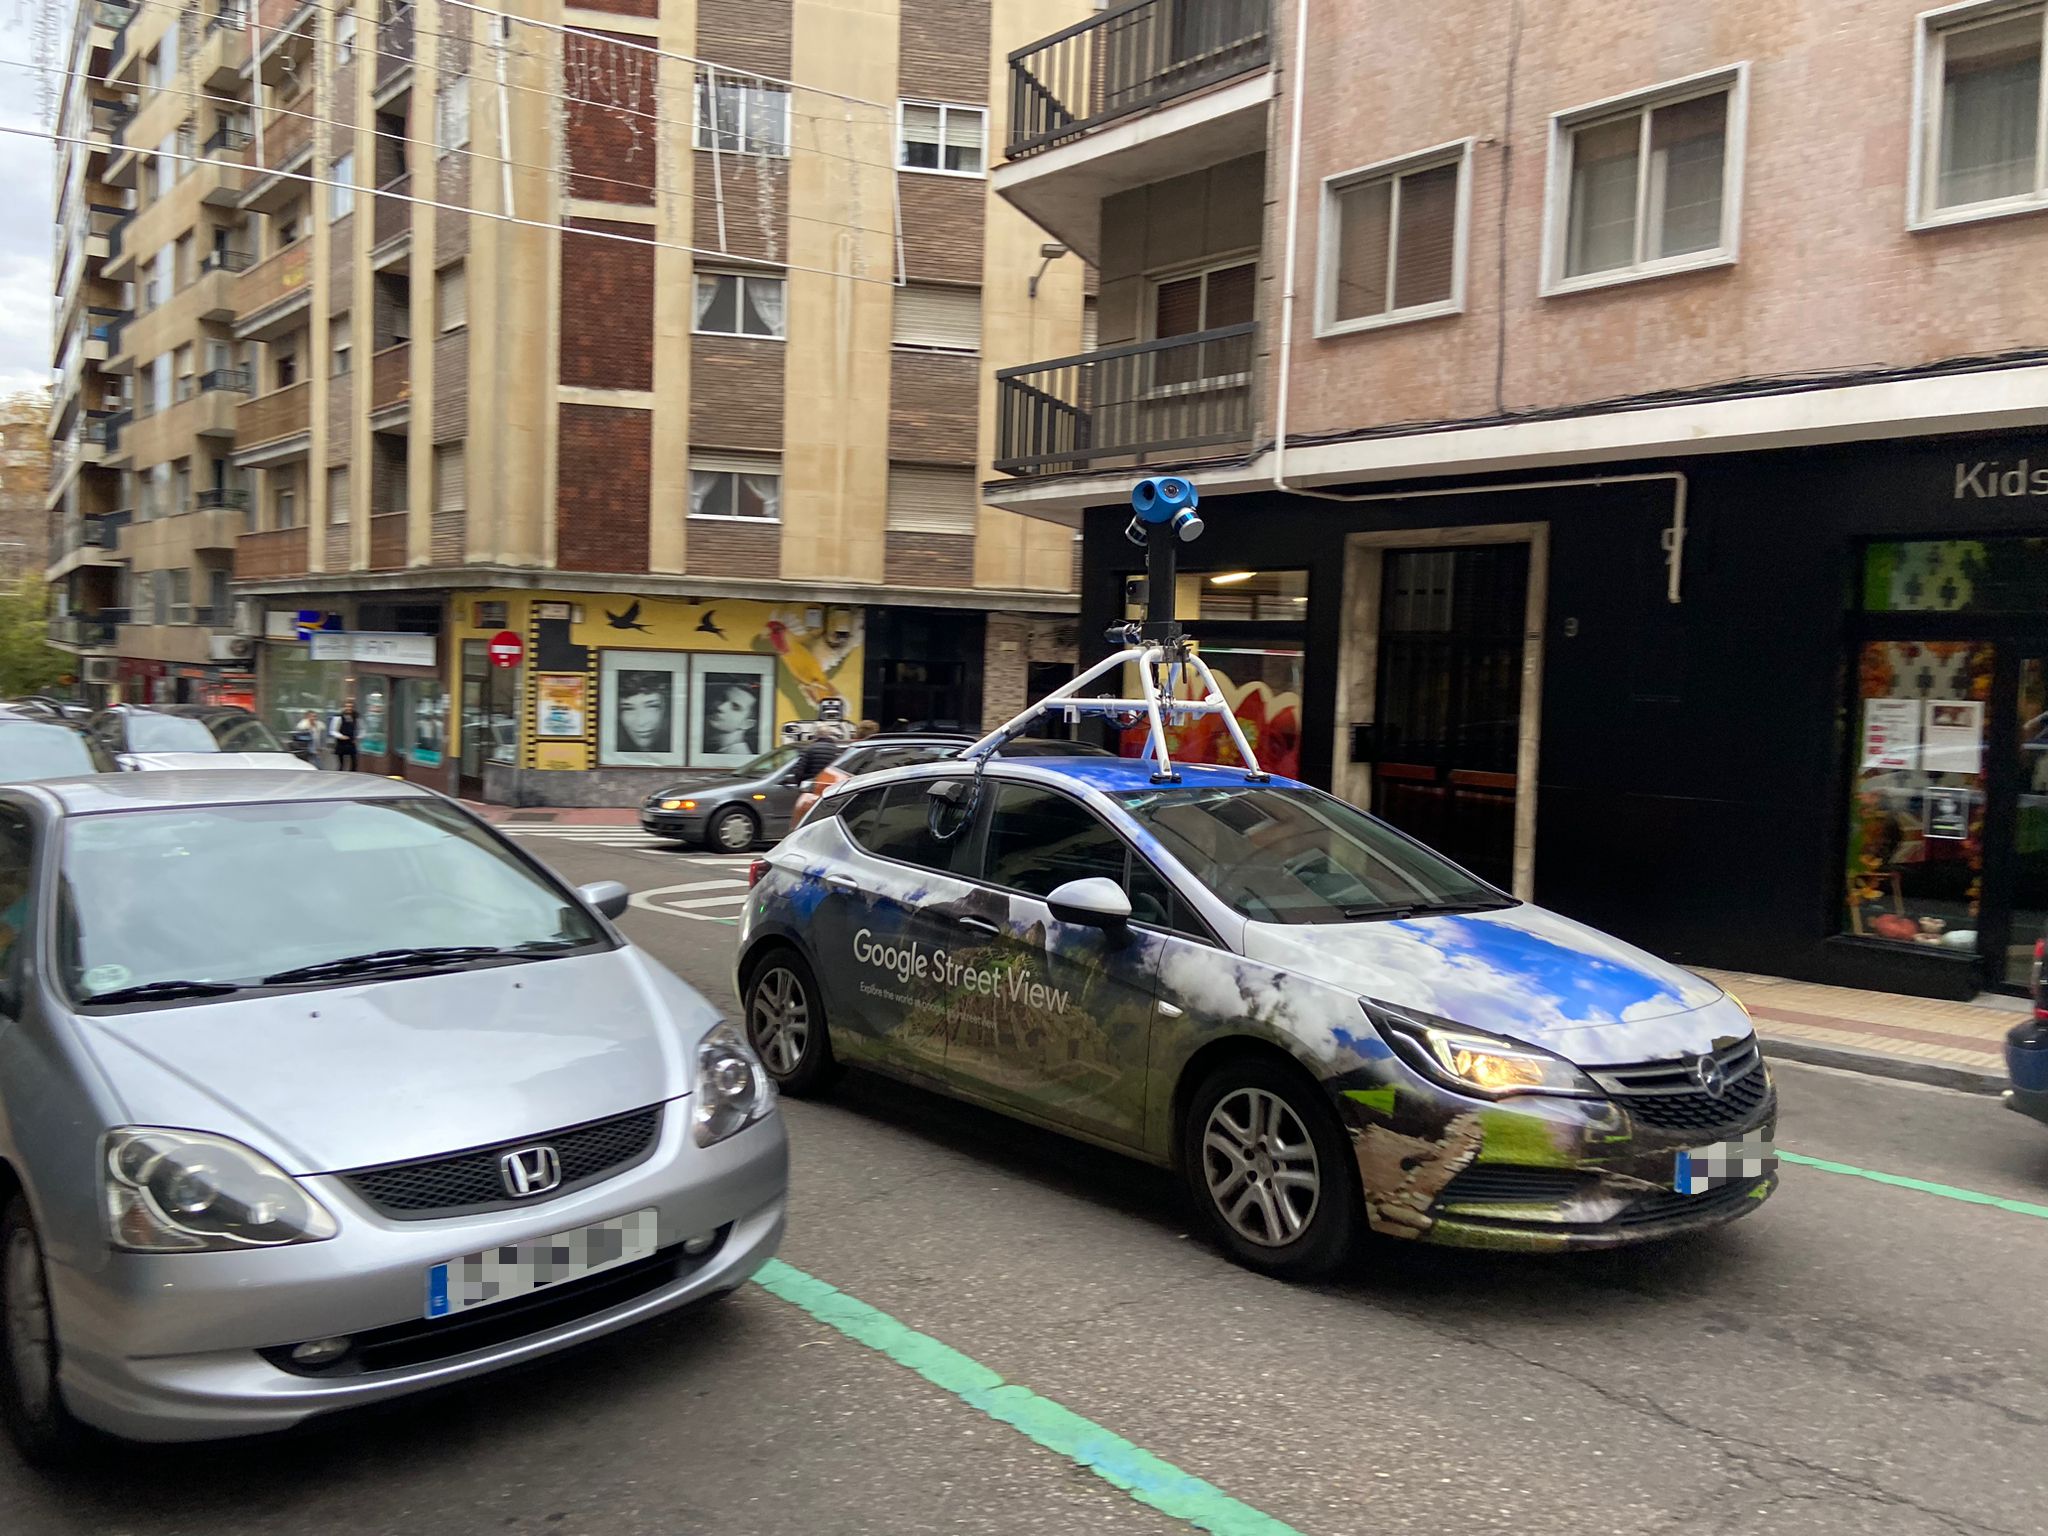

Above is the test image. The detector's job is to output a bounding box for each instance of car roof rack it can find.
[962,474,1265,786]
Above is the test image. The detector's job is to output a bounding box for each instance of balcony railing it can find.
[199,367,252,395]
[236,525,309,580]
[49,614,119,648]
[254,92,315,173]
[200,248,255,278]
[373,173,411,247]
[87,306,123,346]
[82,411,117,446]
[237,241,311,317]
[371,342,410,414]
[1006,0,1272,158]
[196,487,250,510]
[377,0,415,89]
[203,123,253,155]
[993,323,1257,474]
[206,1,246,33]
[94,1,131,27]
[238,382,311,449]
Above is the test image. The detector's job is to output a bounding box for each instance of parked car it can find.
[788,734,1113,828]
[2006,921,2048,1128]
[0,772,786,1457]
[739,755,1776,1280]
[6,697,93,724]
[0,713,120,782]
[88,704,314,772]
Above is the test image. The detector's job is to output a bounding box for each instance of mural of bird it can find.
[697,610,728,639]
[606,601,653,633]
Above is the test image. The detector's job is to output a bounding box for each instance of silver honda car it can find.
[0,772,785,1458]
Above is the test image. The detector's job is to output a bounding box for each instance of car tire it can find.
[1179,1056,1361,1282]
[743,948,836,1097]
[1,1194,89,1466]
[706,807,757,854]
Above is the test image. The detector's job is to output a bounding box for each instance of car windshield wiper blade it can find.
[1339,897,1513,921]
[87,978,245,1004]
[261,946,506,985]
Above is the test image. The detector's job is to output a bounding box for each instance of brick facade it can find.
[889,350,977,462]
[326,372,353,464]
[563,31,660,205]
[431,510,465,563]
[328,213,354,311]
[436,155,469,267]
[898,0,990,104]
[898,174,986,284]
[884,530,973,587]
[433,329,467,442]
[696,0,792,78]
[691,158,788,267]
[685,517,779,578]
[558,221,655,391]
[690,334,784,451]
[568,0,656,16]
[557,403,652,572]
[981,614,1079,729]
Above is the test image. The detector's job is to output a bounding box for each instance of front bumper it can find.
[1338,1064,1778,1253]
[48,1110,788,1443]
[2005,1086,2048,1129]
[641,809,708,839]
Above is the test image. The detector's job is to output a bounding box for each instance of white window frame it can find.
[688,455,783,522]
[1910,0,2048,229]
[329,151,356,221]
[335,7,357,64]
[694,77,792,158]
[437,74,471,155]
[896,100,988,178]
[692,270,787,339]
[1316,138,1473,338]
[1138,251,1259,396]
[1540,62,1749,298]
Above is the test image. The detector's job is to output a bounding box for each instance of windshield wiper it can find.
[1340,897,1516,922]
[87,978,245,1004]
[261,946,506,986]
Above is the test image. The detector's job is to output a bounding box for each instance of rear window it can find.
[207,715,285,752]
[0,725,109,782]
[127,714,220,753]
[845,780,976,875]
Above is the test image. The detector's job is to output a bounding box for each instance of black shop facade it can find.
[1073,429,2048,1001]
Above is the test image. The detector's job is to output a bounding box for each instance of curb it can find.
[1759,1033,2007,1095]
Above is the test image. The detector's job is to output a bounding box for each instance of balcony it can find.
[373,174,411,253]
[235,241,311,338]
[201,126,253,207]
[197,6,248,90]
[189,495,249,551]
[370,342,411,421]
[994,0,1274,260]
[84,307,122,361]
[377,0,414,92]
[242,91,315,212]
[235,525,309,581]
[993,324,1256,474]
[49,614,121,651]
[199,366,253,395]
[369,511,408,570]
[85,202,125,260]
[235,381,311,457]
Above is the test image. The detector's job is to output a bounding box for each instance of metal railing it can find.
[200,248,255,275]
[993,323,1257,473]
[199,367,253,394]
[203,123,253,155]
[95,1,131,26]
[196,487,250,509]
[82,412,117,446]
[377,0,414,88]
[49,615,119,648]
[207,1,246,32]
[87,306,123,345]
[1007,0,1271,158]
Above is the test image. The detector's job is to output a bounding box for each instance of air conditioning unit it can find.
[233,598,262,637]
[82,656,118,685]
[209,634,255,662]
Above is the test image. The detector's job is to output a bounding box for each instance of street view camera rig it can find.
[964,476,1267,785]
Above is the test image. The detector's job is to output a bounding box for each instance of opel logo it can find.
[500,1145,563,1198]
[1690,1053,1728,1101]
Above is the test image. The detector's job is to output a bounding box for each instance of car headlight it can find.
[102,1129,340,1252]
[693,1021,775,1147]
[1366,1003,1601,1099]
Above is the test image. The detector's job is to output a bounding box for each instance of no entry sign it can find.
[488,631,524,668]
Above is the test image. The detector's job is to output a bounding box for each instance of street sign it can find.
[488,630,524,669]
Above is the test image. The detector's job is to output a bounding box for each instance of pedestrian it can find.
[332,698,360,772]
[293,707,325,767]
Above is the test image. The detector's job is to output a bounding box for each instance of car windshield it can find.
[1115,785,1510,924]
[127,714,221,752]
[59,798,604,1002]
[0,725,105,783]
[734,746,800,779]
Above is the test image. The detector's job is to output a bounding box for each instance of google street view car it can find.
[735,476,1776,1278]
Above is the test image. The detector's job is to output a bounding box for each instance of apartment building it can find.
[56,0,1087,799]
[988,0,2048,1002]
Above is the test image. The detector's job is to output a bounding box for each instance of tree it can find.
[0,576,69,697]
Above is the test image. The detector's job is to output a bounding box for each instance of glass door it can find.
[2002,656,2048,988]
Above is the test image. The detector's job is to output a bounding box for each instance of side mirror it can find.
[1045,876,1132,932]
[578,880,631,921]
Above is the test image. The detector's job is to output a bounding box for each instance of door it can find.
[1997,655,2048,989]
[968,781,1161,1147]
[1371,545,1529,888]
[758,758,803,837]
[458,640,487,800]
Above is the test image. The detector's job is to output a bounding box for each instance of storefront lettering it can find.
[1953,459,2048,499]
[852,928,1071,1013]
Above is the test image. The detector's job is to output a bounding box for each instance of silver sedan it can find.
[0,772,785,1457]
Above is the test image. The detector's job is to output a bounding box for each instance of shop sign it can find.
[309,633,350,662]
[488,631,524,668]
[1954,459,2048,499]
[353,633,437,667]
[264,611,299,640]
[295,610,342,638]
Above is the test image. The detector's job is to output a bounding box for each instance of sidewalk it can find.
[1697,968,2025,1093]
[461,802,642,825]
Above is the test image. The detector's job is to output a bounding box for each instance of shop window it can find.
[359,675,392,755]
[1862,537,2048,613]
[398,676,447,767]
[1124,569,1309,624]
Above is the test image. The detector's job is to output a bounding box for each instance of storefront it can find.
[1075,429,2048,1000]
[257,604,451,790]
[449,590,866,807]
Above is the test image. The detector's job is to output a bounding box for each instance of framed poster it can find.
[1922,699,1984,775]
[599,651,688,767]
[689,653,776,769]
[537,672,588,739]
[1860,698,1921,770]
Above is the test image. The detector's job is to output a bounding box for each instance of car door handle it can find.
[826,874,860,892]
[956,916,1001,936]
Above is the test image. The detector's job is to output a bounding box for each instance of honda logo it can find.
[499,1145,563,1198]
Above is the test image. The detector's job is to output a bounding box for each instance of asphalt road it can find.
[7,825,2048,1536]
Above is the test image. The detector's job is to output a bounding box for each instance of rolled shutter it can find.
[891,284,980,351]
[886,464,977,535]
[435,443,466,513]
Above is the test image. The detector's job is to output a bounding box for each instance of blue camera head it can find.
[1130,476,1199,525]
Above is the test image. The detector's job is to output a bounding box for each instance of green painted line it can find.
[752,1258,1303,1536]
[1780,1150,2048,1220]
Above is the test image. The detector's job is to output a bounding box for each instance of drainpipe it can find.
[1267,0,1689,601]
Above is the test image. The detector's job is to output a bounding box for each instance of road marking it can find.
[753,1259,1303,1536]
[1780,1150,2048,1221]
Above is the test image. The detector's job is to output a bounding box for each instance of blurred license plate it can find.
[425,1209,658,1319]
[1674,1134,1775,1195]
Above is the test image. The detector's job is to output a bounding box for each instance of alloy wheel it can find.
[2,1227,54,1421]
[1201,1087,1322,1247]
[713,810,754,852]
[750,965,811,1077]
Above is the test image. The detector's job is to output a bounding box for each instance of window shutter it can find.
[435,443,466,513]
[328,464,351,524]
[438,263,467,330]
[1391,161,1459,311]
[1153,275,1202,338]
[902,104,941,149]
[886,465,977,536]
[891,284,981,350]
[1081,297,1099,352]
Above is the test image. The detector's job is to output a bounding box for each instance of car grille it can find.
[338,1106,664,1220]
[261,1228,730,1377]
[1616,1176,1769,1227]
[1588,1037,1771,1135]
[1435,1166,1594,1205]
